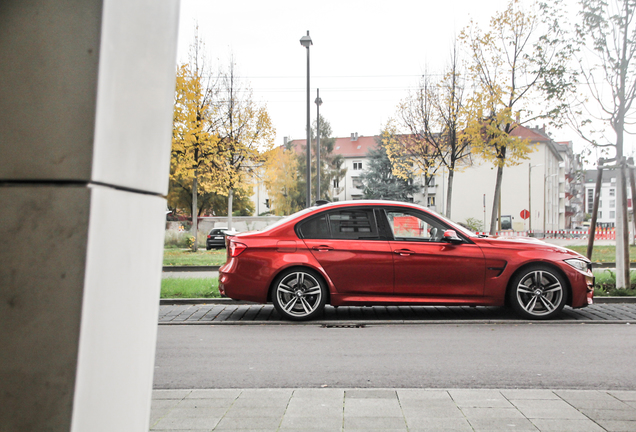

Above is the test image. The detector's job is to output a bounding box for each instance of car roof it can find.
[310,200,426,211]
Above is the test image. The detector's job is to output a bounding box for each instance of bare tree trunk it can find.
[617,160,629,288]
[446,169,454,219]
[423,173,429,209]
[489,165,504,235]
[227,188,234,231]
[616,115,627,288]
[191,171,198,252]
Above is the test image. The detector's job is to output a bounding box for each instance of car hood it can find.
[475,236,589,260]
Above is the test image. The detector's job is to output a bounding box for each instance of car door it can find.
[298,207,394,295]
[384,208,486,297]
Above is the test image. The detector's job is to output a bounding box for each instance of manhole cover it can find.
[321,324,366,328]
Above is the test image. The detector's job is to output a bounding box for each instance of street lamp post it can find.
[529,163,543,233]
[315,89,322,201]
[300,31,312,207]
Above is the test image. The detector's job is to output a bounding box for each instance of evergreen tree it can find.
[359,141,421,201]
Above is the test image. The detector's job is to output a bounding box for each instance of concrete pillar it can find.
[0,1,180,431]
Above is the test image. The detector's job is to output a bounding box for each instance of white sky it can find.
[177,0,634,161]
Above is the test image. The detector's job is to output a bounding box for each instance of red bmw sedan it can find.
[219,201,594,321]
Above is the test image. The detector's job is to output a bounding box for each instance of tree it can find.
[311,115,346,202]
[359,140,421,201]
[461,0,574,234]
[167,180,254,217]
[392,44,471,218]
[383,120,439,208]
[213,59,276,229]
[170,31,221,250]
[566,0,636,288]
[284,116,346,209]
[262,144,299,215]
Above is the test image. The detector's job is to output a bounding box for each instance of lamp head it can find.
[300,31,312,48]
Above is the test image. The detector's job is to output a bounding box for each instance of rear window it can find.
[297,207,379,240]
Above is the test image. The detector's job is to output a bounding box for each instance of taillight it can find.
[207,235,212,239]
[229,241,247,257]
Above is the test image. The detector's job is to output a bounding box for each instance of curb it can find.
[160,298,250,305]
[159,297,636,305]
[158,319,636,326]
[163,266,220,272]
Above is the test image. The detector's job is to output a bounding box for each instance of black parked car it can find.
[206,227,228,250]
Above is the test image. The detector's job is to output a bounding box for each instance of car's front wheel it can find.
[509,265,567,320]
[272,268,327,321]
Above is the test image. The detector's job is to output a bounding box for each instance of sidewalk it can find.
[150,388,636,431]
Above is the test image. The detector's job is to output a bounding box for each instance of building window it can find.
[599,211,603,218]
[427,196,435,207]
[333,178,339,188]
[610,200,615,208]
[352,177,362,189]
[599,200,602,208]
[353,161,363,170]
[610,211,615,219]
[610,188,615,196]
[611,177,616,183]
[587,189,594,214]
[428,176,436,187]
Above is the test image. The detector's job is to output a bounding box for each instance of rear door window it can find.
[297,208,379,240]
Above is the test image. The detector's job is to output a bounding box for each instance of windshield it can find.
[423,207,478,238]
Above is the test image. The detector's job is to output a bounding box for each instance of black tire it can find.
[508,265,567,320]
[271,268,327,321]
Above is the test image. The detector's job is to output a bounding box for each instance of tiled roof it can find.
[510,125,551,142]
[287,125,559,159]
[332,135,379,157]
[289,135,380,158]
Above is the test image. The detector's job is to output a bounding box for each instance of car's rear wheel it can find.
[509,265,567,320]
[272,268,327,321]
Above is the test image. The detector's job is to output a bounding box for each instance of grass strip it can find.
[567,245,636,263]
[163,248,227,266]
[161,277,220,298]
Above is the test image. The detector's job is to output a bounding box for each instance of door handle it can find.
[394,249,414,256]
[312,245,334,252]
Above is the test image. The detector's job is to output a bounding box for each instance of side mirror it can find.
[442,229,463,244]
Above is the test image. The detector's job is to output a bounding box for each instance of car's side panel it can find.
[303,239,394,295]
[391,241,486,296]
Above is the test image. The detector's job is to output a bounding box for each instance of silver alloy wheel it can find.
[515,269,564,317]
[275,271,323,318]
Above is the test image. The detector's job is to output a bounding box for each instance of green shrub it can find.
[464,217,483,232]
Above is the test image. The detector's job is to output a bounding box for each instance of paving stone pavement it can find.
[158,303,636,325]
[149,388,636,431]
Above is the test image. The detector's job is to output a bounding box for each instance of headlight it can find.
[564,258,590,272]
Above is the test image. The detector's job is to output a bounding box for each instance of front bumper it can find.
[587,274,595,305]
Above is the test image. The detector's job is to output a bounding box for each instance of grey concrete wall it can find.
[0,1,180,431]
[167,216,285,234]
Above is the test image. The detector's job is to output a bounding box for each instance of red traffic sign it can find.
[520,209,530,220]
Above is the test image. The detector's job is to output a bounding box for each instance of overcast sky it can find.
[176,0,632,161]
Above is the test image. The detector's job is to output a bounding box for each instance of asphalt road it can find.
[153,323,636,390]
